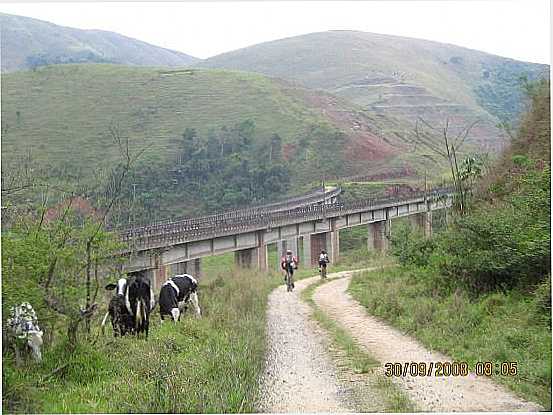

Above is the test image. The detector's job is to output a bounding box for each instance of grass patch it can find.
[349,267,552,410]
[2,267,278,413]
[301,277,414,412]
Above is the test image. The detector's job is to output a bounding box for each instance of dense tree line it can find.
[391,80,551,299]
[172,121,290,211]
[110,119,346,226]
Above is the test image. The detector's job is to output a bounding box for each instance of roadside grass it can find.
[348,267,552,410]
[2,266,278,413]
[301,277,414,412]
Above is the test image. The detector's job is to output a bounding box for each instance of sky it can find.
[0,1,550,64]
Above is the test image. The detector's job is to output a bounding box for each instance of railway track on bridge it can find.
[120,187,453,252]
[118,186,341,238]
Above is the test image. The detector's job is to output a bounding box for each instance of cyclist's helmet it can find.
[321,250,326,254]
[286,249,292,254]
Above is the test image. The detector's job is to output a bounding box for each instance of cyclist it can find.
[280,249,299,290]
[318,250,330,278]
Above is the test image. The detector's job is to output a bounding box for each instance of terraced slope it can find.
[1,64,410,174]
[0,13,199,72]
[198,30,548,152]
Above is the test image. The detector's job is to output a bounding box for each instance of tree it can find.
[32,122,147,347]
[269,133,283,163]
[414,117,480,215]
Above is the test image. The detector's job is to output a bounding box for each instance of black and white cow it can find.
[125,273,155,337]
[102,272,155,337]
[159,274,201,322]
[102,278,133,336]
[6,302,44,365]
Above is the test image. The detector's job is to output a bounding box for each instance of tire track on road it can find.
[313,274,543,412]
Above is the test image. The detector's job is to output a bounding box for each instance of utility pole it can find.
[132,183,137,225]
[424,169,432,238]
[131,183,137,256]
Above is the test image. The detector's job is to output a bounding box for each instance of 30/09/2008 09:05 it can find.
[384,361,518,377]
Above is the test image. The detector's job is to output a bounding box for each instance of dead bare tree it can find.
[82,122,150,333]
[37,122,150,346]
[413,117,480,215]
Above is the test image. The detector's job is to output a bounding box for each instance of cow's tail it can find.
[136,299,143,331]
[135,299,147,334]
[101,311,110,335]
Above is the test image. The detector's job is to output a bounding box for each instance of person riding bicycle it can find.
[280,249,298,289]
[318,250,330,274]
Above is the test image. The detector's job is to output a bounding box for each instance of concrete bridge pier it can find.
[309,230,340,264]
[302,235,312,267]
[235,245,268,270]
[183,258,202,279]
[235,231,268,270]
[325,231,340,263]
[367,220,390,253]
[235,249,254,268]
[152,253,165,291]
[276,240,286,270]
[409,211,432,238]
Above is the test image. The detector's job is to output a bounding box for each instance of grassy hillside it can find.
[4,64,429,222]
[1,61,521,222]
[0,13,199,72]
[198,31,547,121]
[199,31,547,155]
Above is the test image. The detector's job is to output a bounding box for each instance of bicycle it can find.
[319,263,328,279]
[285,264,295,292]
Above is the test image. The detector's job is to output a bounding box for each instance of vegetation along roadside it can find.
[349,79,551,410]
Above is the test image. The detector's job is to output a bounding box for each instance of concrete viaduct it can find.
[119,187,452,291]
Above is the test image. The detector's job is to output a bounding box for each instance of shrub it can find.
[531,275,551,325]
[434,167,550,293]
[390,223,436,267]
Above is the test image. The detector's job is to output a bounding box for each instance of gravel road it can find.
[313,273,543,412]
[256,276,354,413]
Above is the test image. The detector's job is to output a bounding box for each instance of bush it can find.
[434,166,550,293]
[390,224,436,267]
[532,275,551,325]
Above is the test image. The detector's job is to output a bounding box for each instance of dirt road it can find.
[313,273,543,412]
[257,269,542,412]
[256,276,354,413]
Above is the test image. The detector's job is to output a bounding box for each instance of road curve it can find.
[313,274,543,412]
[256,275,353,413]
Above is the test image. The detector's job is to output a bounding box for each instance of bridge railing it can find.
[119,186,341,239]
[120,187,453,251]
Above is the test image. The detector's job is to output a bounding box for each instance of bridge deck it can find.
[120,188,452,252]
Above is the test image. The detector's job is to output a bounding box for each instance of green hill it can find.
[198,31,548,137]
[0,13,199,72]
[3,64,424,222]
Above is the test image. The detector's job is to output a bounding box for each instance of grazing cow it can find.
[102,273,155,337]
[102,278,133,336]
[159,274,201,322]
[6,302,44,365]
[125,272,155,337]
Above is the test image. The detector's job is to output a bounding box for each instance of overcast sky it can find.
[0,1,550,64]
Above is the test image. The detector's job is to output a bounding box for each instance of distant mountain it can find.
[3,64,424,220]
[198,31,548,125]
[0,13,199,72]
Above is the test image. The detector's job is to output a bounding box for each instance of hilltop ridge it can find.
[198,30,548,124]
[0,13,199,72]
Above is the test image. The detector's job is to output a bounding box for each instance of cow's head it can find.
[171,308,180,322]
[27,330,43,362]
[105,278,127,297]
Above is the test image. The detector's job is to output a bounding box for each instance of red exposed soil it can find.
[314,93,397,161]
[291,86,403,162]
[44,196,100,223]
